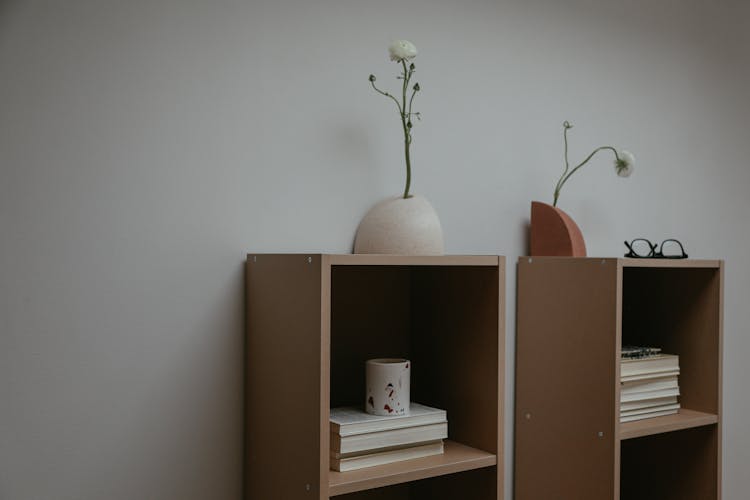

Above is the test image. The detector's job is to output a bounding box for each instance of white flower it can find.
[614,150,635,177]
[389,40,417,62]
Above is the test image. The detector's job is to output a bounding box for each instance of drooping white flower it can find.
[389,40,418,62]
[614,150,635,177]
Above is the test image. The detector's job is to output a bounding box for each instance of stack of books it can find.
[329,402,447,472]
[620,347,680,423]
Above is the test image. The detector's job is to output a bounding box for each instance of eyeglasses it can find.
[624,238,688,259]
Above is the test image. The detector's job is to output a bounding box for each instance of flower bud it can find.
[407,121,413,129]
[413,82,420,91]
[369,74,376,82]
[410,63,415,71]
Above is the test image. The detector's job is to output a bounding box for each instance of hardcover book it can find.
[620,407,679,423]
[620,369,680,383]
[621,354,679,382]
[621,375,678,396]
[330,403,447,437]
[331,422,448,455]
[620,387,680,403]
[620,403,681,419]
[620,395,679,412]
[330,440,444,472]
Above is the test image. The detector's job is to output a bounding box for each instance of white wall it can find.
[1,0,748,498]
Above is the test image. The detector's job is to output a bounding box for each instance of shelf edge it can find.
[619,409,719,440]
[327,441,496,496]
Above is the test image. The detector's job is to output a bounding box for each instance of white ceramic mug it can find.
[365,358,410,416]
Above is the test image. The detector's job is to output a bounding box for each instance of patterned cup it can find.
[365,358,410,416]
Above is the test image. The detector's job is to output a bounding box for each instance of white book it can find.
[331,422,448,455]
[620,369,680,383]
[620,387,680,403]
[330,403,447,437]
[620,403,681,418]
[620,408,679,423]
[621,375,678,396]
[330,441,444,472]
[621,354,679,379]
[620,396,679,412]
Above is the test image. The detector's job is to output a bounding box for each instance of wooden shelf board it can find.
[517,256,721,269]
[619,409,719,440]
[327,254,500,267]
[327,440,497,497]
[247,254,501,267]
[620,258,721,269]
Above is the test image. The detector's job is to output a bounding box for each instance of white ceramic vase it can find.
[353,194,444,255]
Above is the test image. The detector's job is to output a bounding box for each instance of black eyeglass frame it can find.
[624,238,688,259]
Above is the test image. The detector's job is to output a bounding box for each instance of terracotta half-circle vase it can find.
[354,194,444,255]
[530,201,587,257]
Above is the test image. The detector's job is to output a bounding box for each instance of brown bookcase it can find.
[246,254,505,499]
[515,257,723,500]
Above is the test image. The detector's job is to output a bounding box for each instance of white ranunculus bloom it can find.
[614,150,635,177]
[389,40,418,62]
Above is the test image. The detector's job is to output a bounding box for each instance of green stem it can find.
[408,88,417,119]
[553,123,572,207]
[369,61,418,199]
[370,80,403,114]
[553,145,621,207]
[401,60,412,199]
[403,126,411,198]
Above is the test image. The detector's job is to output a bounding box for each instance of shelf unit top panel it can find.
[620,258,721,269]
[248,254,502,267]
[327,254,501,266]
[517,257,721,269]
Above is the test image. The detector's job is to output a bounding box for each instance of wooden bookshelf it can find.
[246,254,505,499]
[515,258,723,500]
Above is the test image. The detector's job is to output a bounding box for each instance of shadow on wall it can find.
[332,120,384,199]
[0,0,20,24]
[79,260,246,498]
[520,218,530,256]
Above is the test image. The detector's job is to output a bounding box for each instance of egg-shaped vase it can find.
[354,194,444,255]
